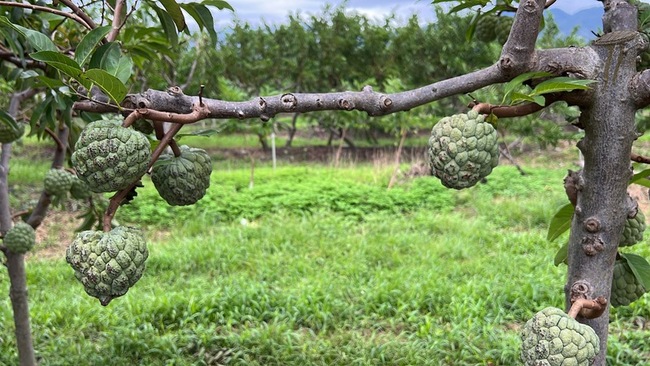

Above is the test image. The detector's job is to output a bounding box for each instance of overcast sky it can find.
[216,0,607,27]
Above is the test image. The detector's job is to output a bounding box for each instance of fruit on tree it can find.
[475,15,514,44]
[427,110,499,189]
[610,259,647,307]
[71,120,151,193]
[0,122,24,143]
[619,209,645,247]
[132,119,154,135]
[66,226,148,306]
[520,307,600,366]
[43,168,75,197]
[3,221,36,254]
[151,145,212,206]
[69,176,92,200]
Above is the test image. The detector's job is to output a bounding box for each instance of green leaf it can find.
[531,77,595,96]
[0,110,20,130]
[510,92,539,105]
[30,51,83,79]
[0,16,57,52]
[113,55,133,83]
[503,71,553,98]
[36,76,66,89]
[202,0,234,11]
[88,42,118,70]
[74,25,111,67]
[151,5,179,47]
[554,242,569,266]
[630,168,650,184]
[82,69,128,104]
[547,203,574,242]
[159,0,187,31]
[175,129,222,140]
[620,252,650,289]
[193,4,218,45]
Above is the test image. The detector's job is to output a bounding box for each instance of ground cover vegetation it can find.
[2,0,650,365]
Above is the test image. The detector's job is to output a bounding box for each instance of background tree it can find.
[1,1,650,366]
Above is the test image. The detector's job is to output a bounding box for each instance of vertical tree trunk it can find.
[565,2,639,365]
[1,91,37,366]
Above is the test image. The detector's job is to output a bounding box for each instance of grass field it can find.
[1,139,650,365]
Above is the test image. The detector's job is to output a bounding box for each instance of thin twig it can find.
[107,0,126,42]
[0,1,93,30]
[43,127,65,156]
[59,0,97,29]
[631,153,650,164]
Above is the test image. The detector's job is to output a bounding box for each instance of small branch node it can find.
[581,236,605,256]
[281,93,297,110]
[199,85,205,107]
[380,95,393,110]
[570,280,593,303]
[338,98,354,111]
[362,85,373,92]
[258,97,267,111]
[584,217,601,233]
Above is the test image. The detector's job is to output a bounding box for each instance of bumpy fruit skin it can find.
[4,221,36,254]
[44,168,75,196]
[71,120,151,193]
[151,145,212,206]
[521,307,600,366]
[69,176,92,200]
[66,226,148,306]
[0,122,24,143]
[611,259,647,307]
[132,119,154,135]
[619,210,646,247]
[475,15,513,44]
[427,110,499,189]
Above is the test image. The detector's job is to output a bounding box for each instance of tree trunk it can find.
[565,2,639,365]
[285,113,299,148]
[1,91,37,366]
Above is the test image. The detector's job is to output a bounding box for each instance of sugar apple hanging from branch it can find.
[71,120,151,193]
[65,226,148,306]
[427,110,499,189]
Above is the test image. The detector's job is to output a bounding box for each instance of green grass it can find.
[1,163,649,365]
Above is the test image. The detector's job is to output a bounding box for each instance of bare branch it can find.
[59,0,97,29]
[630,69,650,108]
[631,152,650,164]
[0,1,93,30]
[107,0,126,42]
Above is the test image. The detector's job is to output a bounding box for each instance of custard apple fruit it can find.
[475,15,513,44]
[427,110,499,189]
[619,210,646,247]
[151,145,212,206]
[0,122,24,143]
[69,176,92,200]
[66,226,148,306]
[521,307,600,366]
[71,120,151,193]
[3,221,36,254]
[44,168,75,197]
[132,119,154,135]
[611,259,646,307]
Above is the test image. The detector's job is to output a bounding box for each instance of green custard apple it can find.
[427,110,499,189]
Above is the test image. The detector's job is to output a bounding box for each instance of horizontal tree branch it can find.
[0,1,93,30]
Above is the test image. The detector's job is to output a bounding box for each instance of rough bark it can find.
[2,90,38,366]
[564,1,641,365]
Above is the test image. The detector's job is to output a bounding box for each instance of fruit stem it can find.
[568,296,608,319]
[103,122,183,231]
